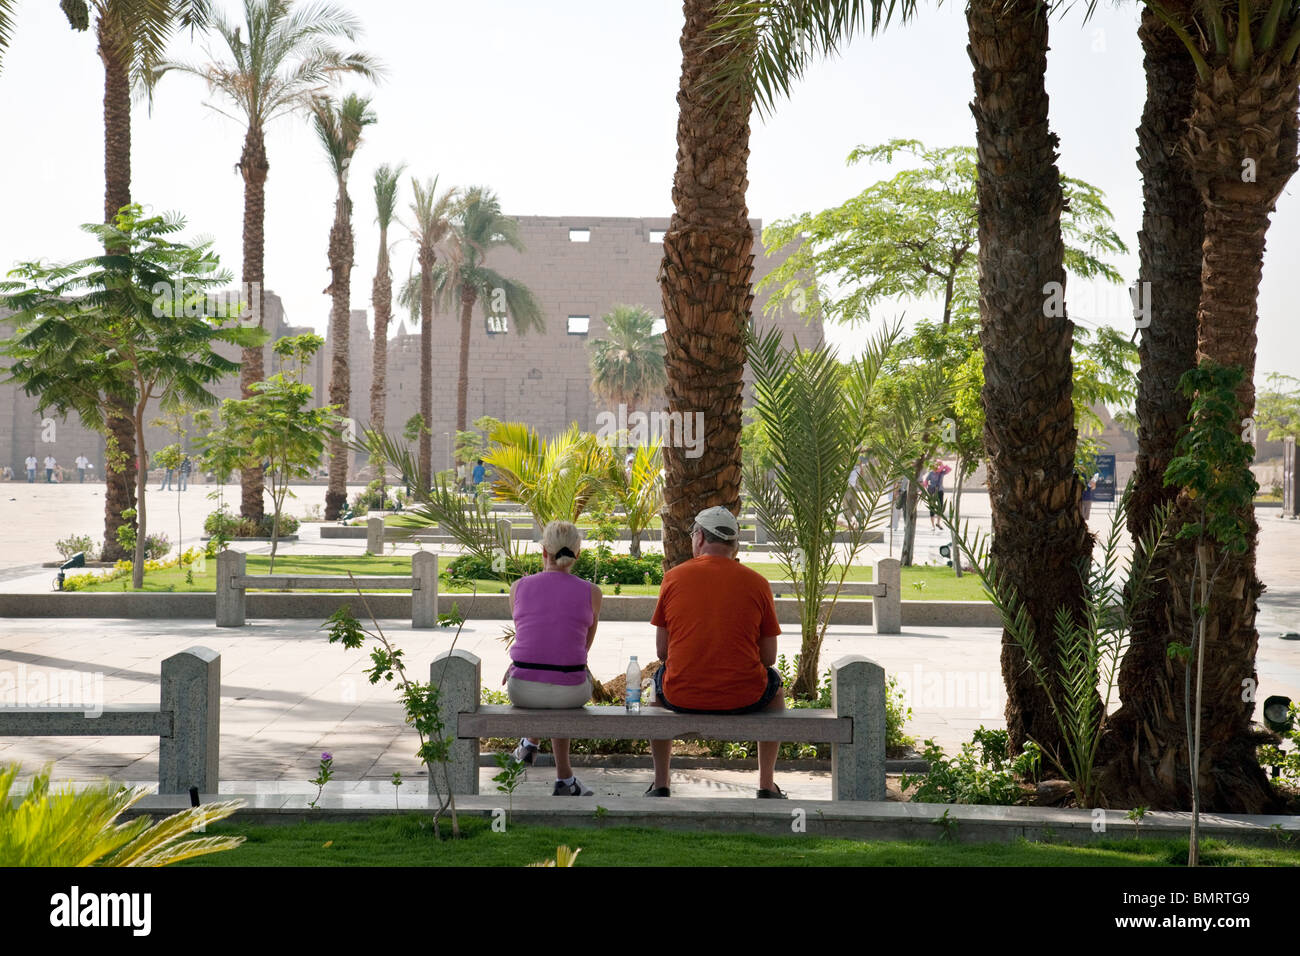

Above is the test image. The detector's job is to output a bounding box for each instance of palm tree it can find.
[601,440,665,558]
[1103,0,1300,813]
[157,0,379,521]
[48,1,212,560]
[658,0,757,570]
[588,304,667,418]
[1099,2,1207,808]
[369,162,406,440]
[484,422,609,530]
[436,188,545,434]
[401,177,460,479]
[313,92,376,520]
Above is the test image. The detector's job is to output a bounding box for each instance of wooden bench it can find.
[215,550,438,627]
[430,649,887,801]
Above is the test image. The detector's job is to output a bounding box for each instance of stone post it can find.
[412,551,438,628]
[754,515,768,545]
[215,550,245,627]
[367,515,385,554]
[159,646,221,795]
[430,649,480,795]
[874,557,901,634]
[831,655,886,801]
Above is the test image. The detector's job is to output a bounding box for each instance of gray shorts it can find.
[507,675,592,709]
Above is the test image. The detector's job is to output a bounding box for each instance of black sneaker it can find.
[757,785,788,799]
[553,777,593,796]
[644,784,670,797]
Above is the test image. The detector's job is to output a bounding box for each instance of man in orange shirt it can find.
[646,506,786,798]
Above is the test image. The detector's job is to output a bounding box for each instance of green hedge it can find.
[446,548,664,586]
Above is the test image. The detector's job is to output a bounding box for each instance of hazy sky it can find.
[2,0,1297,383]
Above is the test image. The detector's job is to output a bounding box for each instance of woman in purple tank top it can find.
[506,520,602,796]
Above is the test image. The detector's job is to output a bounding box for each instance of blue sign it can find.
[1093,454,1117,503]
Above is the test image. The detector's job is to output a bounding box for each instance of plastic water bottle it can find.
[625,656,641,713]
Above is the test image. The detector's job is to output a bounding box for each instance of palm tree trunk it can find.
[98,13,136,562]
[1099,8,1205,807]
[968,0,1089,757]
[457,283,477,435]
[324,184,353,520]
[899,454,925,566]
[131,403,148,589]
[370,229,391,435]
[238,124,269,522]
[418,250,434,481]
[659,0,754,570]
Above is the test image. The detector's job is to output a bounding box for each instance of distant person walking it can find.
[25,455,37,483]
[179,455,192,492]
[159,462,174,491]
[75,454,90,483]
[44,455,57,483]
[472,459,486,487]
[924,461,952,530]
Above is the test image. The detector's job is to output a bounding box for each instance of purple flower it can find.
[321,752,333,762]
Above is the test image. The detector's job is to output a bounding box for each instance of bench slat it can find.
[460,705,852,743]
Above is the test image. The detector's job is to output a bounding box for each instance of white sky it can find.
[2,0,1297,381]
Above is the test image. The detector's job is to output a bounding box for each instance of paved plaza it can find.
[2,482,1298,800]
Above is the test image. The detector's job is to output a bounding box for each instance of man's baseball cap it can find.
[693,506,739,541]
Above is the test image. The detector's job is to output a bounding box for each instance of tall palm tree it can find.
[157,0,379,521]
[588,304,668,418]
[658,0,757,570]
[52,1,212,560]
[369,162,406,440]
[1103,0,1300,813]
[402,177,460,479]
[435,187,545,435]
[313,92,376,520]
[1099,2,1207,808]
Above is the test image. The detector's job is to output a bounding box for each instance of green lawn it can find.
[72,553,989,600]
[176,815,1298,867]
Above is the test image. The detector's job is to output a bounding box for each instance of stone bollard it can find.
[411,551,439,628]
[831,655,886,801]
[159,646,221,795]
[754,515,768,545]
[874,557,901,634]
[215,550,245,627]
[430,649,480,795]
[367,516,385,554]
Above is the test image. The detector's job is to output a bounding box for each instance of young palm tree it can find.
[51,1,212,560]
[313,92,376,520]
[402,177,460,479]
[484,422,610,530]
[601,440,665,558]
[157,0,379,521]
[436,187,545,434]
[369,162,406,439]
[588,304,668,418]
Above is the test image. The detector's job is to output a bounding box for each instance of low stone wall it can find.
[0,592,998,625]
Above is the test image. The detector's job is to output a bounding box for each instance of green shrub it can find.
[55,533,98,562]
[900,727,1041,805]
[204,507,241,538]
[1258,702,1300,789]
[205,508,298,539]
[351,478,401,515]
[143,532,171,561]
[446,549,664,586]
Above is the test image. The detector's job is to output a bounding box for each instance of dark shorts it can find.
[927,488,944,516]
[653,664,783,716]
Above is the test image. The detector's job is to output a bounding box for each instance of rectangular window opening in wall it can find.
[567,315,590,335]
[569,228,591,242]
[651,317,667,336]
[486,314,508,334]
[648,229,666,243]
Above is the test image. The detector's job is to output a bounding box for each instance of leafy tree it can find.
[1257,373,1300,442]
[588,304,667,416]
[312,91,377,520]
[455,415,503,469]
[157,0,380,522]
[198,334,342,572]
[1,206,263,588]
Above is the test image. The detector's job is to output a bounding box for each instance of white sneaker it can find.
[553,777,593,796]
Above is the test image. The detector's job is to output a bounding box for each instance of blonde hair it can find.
[542,520,582,569]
